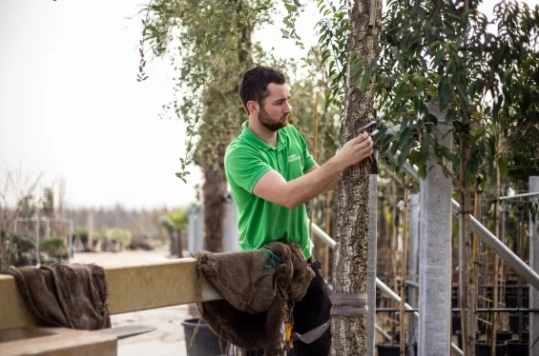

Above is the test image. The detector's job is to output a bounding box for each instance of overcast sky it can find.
[1,0,536,210]
[0,0,319,209]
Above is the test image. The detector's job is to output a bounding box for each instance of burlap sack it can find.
[193,242,314,355]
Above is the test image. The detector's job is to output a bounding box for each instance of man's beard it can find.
[258,107,288,132]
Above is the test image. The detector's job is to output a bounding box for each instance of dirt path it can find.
[72,247,193,356]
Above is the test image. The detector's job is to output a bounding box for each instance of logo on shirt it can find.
[288,154,303,163]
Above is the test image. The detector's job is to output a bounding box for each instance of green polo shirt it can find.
[224,121,316,259]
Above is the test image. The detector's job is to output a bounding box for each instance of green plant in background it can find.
[40,238,66,259]
[160,209,189,256]
[106,228,132,246]
[7,234,36,267]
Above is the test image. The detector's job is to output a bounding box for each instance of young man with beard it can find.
[224,66,373,356]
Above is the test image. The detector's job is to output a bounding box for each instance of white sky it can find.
[1,0,536,210]
[0,0,320,209]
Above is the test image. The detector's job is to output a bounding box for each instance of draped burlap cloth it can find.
[2,263,111,330]
[193,242,314,356]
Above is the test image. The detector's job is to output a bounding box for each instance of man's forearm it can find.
[321,175,340,194]
[284,157,344,208]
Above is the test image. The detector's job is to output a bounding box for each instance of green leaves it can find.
[438,76,452,113]
[375,0,539,188]
[138,0,279,180]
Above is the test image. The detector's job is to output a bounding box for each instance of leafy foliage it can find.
[139,0,275,181]
[375,0,539,186]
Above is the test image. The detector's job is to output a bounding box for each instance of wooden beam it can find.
[0,327,117,356]
[0,258,221,332]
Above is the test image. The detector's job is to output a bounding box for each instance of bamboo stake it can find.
[490,151,501,356]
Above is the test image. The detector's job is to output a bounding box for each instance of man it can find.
[224,66,373,356]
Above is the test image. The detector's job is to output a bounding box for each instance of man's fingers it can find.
[353,131,369,143]
[356,136,373,149]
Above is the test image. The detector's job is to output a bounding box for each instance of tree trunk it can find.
[0,230,8,270]
[330,0,382,355]
[202,144,227,253]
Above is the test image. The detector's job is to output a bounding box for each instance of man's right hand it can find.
[334,132,373,170]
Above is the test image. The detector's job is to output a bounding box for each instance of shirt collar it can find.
[240,121,286,151]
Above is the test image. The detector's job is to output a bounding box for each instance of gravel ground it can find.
[72,247,194,356]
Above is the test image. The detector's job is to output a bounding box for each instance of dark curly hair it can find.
[238,66,287,113]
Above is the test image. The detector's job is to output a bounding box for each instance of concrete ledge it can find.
[0,258,221,332]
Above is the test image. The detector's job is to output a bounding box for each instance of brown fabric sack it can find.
[193,242,314,356]
[3,263,111,330]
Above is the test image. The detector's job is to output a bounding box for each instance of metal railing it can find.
[385,152,539,291]
[310,223,465,356]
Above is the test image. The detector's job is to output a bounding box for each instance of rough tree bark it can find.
[330,0,382,355]
[199,1,253,254]
[201,144,227,253]
[0,230,7,270]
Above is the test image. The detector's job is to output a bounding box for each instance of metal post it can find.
[418,119,453,356]
[451,200,539,291]
[309,223,465,356]
[407,193,419,355]
[367,154,378,356]
[45,219,50,239]
[530,176,539,356]
[376,277,464,356]
[187,207,196,254]
[195,205,204,252]
[384,149,539,290]
[375,324,392,341]
[222,195,239,253]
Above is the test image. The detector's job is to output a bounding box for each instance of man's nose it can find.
[284,102,292,114]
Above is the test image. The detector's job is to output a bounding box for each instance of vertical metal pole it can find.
[418,117,453,355]
[530,176,539,356]
[407,193,419,354]
[45,219,50,239]
[367,153,378,356]
[35,218,41,266]
[195,205,204,252]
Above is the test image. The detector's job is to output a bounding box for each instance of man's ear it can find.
[246,100,258,115]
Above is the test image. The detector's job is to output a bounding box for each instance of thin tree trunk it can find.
[202,144,227,253]
[0,230,8,270]
[459,0,476,352]
[459,130,476,356]
[330,0,382,355]
[491,157,501,355]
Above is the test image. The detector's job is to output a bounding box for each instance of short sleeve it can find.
[303,145,316,172]
[225,146,272,193]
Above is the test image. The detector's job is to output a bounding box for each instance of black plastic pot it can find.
[376,343,417,356]
[509,313,529,333]
[505,340,529,356]
[496,330,513,342]
[452,313,461,335]
[475,341,506,356]
[182,318,227,356]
